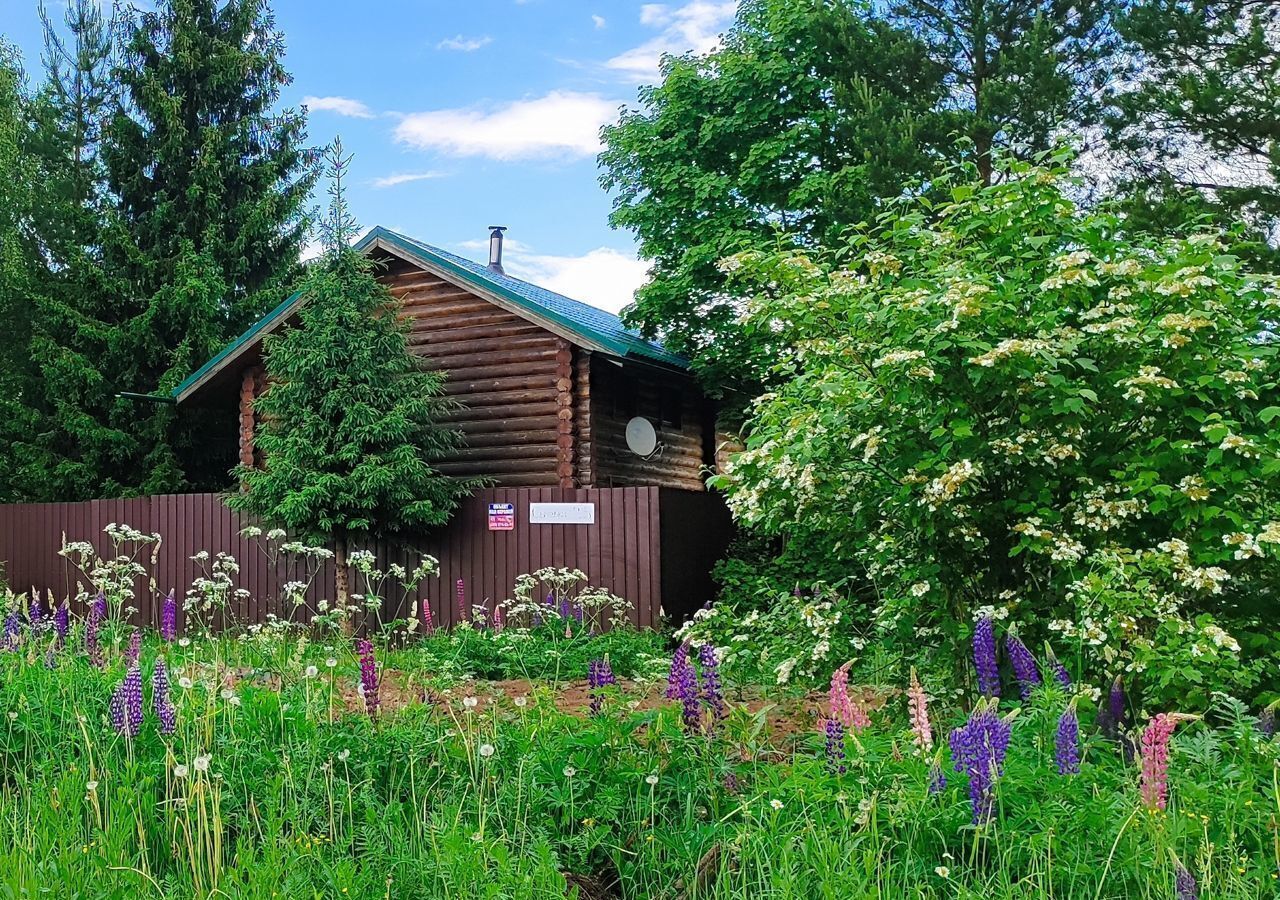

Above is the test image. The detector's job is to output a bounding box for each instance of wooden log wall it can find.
[378,254,564,486]
[591,357,710,491]
[0,487,703,632]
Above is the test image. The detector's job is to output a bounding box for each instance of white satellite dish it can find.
[624,416,658,457]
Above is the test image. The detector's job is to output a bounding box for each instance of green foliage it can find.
[2,629,1278,898]
[229,147,478,607]
[1109,1,1280,264]
[387,624,667,683]
[600,0,948,399]
[230,254,475,542]
[711,154,1280,705]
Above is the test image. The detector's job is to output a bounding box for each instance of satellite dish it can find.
[625,417,658,457]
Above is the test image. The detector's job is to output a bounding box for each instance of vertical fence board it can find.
[0,487,724,632]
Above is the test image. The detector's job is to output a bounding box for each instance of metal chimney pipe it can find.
[488,226,507,274]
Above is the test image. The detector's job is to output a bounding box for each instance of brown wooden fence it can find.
[0,487,732,632]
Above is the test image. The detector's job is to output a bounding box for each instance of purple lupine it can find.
[92,591,107,620]
[1005,634,1041,700]
[29,594,44,632]
[723,772,741,795]
[1055,706,1081,775]
[1050,658,1072,689]
[1175,865,1198,900]
[928,762,947,795]
[1099,676,1128,740]
[559,596,572,621]
[587,658,617,717]
[665,643,691,699]
[973,617,1000,698]
[573,603,584,624]
[1258,707,1276,738]
[111,663,144,738]
[161,590,177,642]
[824,718,847,774]
[85,599,104,668]
[2,608,19,651]
[666,644,701,734]
[356,638,380,719]
[125,630,142,666]
[53,603,69,649]
[698,644,725,729]
[949,700,1012,824]
[153,658,176,735]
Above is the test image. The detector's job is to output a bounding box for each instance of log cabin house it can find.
[172,226,722,492]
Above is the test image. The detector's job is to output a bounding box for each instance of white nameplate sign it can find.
[529,502,596,525]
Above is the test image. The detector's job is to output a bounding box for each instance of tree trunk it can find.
[335,535,352,637]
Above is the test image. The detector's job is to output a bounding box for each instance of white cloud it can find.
[302,95,375,118]
[394,91,621,161]
[503,247,648,314]
[592,14,607,29]
[437,34,493,52]
[605,1,736,82]
[371,171,447,189]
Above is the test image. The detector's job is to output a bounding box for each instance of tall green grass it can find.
[0,633,1276,899]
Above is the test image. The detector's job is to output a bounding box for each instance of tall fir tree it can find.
[229,141,479,625]
[103,0,316,493]
[0,41,40,502]
[6,0,134,500]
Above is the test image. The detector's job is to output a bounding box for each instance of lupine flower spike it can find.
[455,579,466,620]
[356,639,380,719]
[665,643,691,699]
[110,663,144,738]
[153,657,176,735]
[421,598,434,634]
[1055,701,1081,775]
[948,698,1014,824]
[85,598,104,668]
[53,603,69,649]
[587,657,616,717]
[1257,701,1277,738]
[906,668,933,754]
[666,643,701,734]
[1044,642,1071,689]
[927,759,947,795]
[1,606,19,652]
[973,617,1000,698]
[1139,713,1194,810]
[1005,634,1041,700]
[125,629,142,666]
[161,590,177,642]
[698,644,725,730]
[824,718,847,774]
[829,661,870,731]
[1174,861,1199,900]
[29,591,43,632]
[492,602,505,633]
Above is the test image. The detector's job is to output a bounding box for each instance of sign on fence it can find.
[529,502,596,525]
[487,503,515,531]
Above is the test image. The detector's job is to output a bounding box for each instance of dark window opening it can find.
[660,386,683,428]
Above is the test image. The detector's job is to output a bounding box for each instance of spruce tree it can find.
[103,0,316,492]
[7,0,134,500]
[0,42,39,502]
[229,142,478,626]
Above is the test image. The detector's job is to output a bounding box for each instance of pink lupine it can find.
[1139,713,1190,810]
[421,597,434,634]
[907,668,933,754]
[829,662,870,731]
[493,602,505,632]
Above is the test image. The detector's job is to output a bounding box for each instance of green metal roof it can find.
[173,226,686,403]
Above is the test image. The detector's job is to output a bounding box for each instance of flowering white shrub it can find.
[711,154,1280,703]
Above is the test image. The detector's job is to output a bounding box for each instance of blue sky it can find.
[1,0,739,312]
